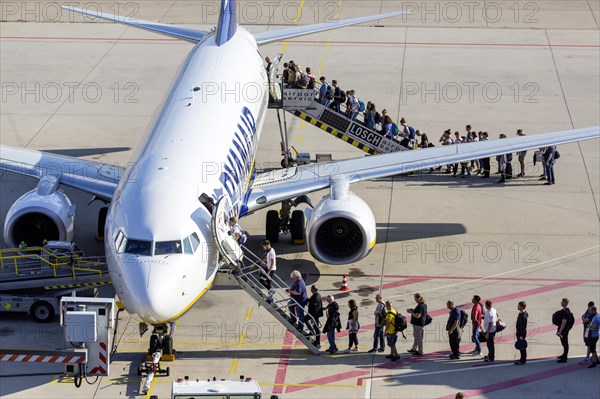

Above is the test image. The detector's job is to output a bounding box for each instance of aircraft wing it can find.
[62,6,208,43]
[245,126,599,213]
[253,10,409,45]
[0,145,122,200]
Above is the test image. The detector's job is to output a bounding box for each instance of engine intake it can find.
[306,181,376,265]
[3,176,75,247]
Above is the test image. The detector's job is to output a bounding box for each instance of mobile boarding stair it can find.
[266,54,410,158]
[211,199,321,355]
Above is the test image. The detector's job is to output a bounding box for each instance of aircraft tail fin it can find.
[62,6,207,43]
[253,10,409,45]
[215,0,237,46]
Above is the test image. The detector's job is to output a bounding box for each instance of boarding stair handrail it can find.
[219,247,321,355]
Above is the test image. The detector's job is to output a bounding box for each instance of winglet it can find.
[215,0,237,46]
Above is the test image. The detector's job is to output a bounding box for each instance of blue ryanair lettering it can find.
[219,107,257,205]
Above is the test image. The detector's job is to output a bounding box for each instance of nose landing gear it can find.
[138,323,174,395]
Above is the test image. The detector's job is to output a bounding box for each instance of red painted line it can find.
[22,355,32,362]
[437,363,583,399]
[285,370,369,393]
[289,281,585,393]
[334,277,429,301]
[272,331,294,395]
[284,39,600,48]
[428,280,587,318]
[373,277,430,292]
[0,36,177,42]
[0,36,598,48]
[320,274,597,283]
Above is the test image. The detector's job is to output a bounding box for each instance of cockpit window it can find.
[115,230,126,254]
[125,239,152,256]
[189,232,200,252]
[183,237,193,254]
[155,240,182,255]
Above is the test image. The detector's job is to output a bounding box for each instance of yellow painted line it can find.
[321,51,327,57]
[143,376,157,398]
[300,122,307,129]
[229,358,240,374]
[386,244,600,300]
[297,134,303,141]
[244,307,253,321]
[280,0,306,54]
[50,374,66,384]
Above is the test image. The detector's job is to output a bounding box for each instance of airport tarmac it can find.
[1,1,599,398]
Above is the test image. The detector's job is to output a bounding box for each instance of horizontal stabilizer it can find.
[254,10,408,45]
[62,6,207,43]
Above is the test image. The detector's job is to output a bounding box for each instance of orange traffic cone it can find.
[340,274,349,291]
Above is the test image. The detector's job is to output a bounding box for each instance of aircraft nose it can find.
[118,257,185,323]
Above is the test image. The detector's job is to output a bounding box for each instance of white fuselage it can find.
[104,27,269,323]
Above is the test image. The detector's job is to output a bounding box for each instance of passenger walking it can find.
[324,295,340,353]
[368,294,386,353]
[447,301,461,359]
[286,270,308,331]
[470,295,483,356]
[479,132,491,178]
[514,301,528,365]
[483,300,498,362]
[306,285,323,348]
[330,80,345,112]
[407,293,427,356]
[587,306,599,368]
[384,301,400,361]
[344,299,360,353]
[543,145,557,185]
[516,129,527,177]
[581,301,596,364]
[555,298,574,363]
[228,217,247,245]
[260,240,277,297]
[345,90,359,120]
[318,76,331,106]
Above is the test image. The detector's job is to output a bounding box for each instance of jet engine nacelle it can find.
[306,176,376,265]
[4,175,75,247]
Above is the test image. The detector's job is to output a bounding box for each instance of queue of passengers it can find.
[277,60,557,183]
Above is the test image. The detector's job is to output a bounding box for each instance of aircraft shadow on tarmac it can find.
[43,147,131,157]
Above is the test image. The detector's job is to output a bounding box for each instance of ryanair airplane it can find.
[1,1,598,335]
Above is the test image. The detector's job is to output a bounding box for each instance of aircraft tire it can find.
[290,210,305,245]
[266,210,280,242]
[162,335,173,355]
[149,334,159,354]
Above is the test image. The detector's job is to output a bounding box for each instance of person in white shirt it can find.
[484,299,498,362]
[228,217,247,245]
[260,240,277,296]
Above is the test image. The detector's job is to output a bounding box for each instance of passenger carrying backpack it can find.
[357,99,366,112]
[325,84,334,100]
[459,310,469,329]
[394,312,408,338]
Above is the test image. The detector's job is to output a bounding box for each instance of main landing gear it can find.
[138,323,173,395]
[265,196,312,244]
